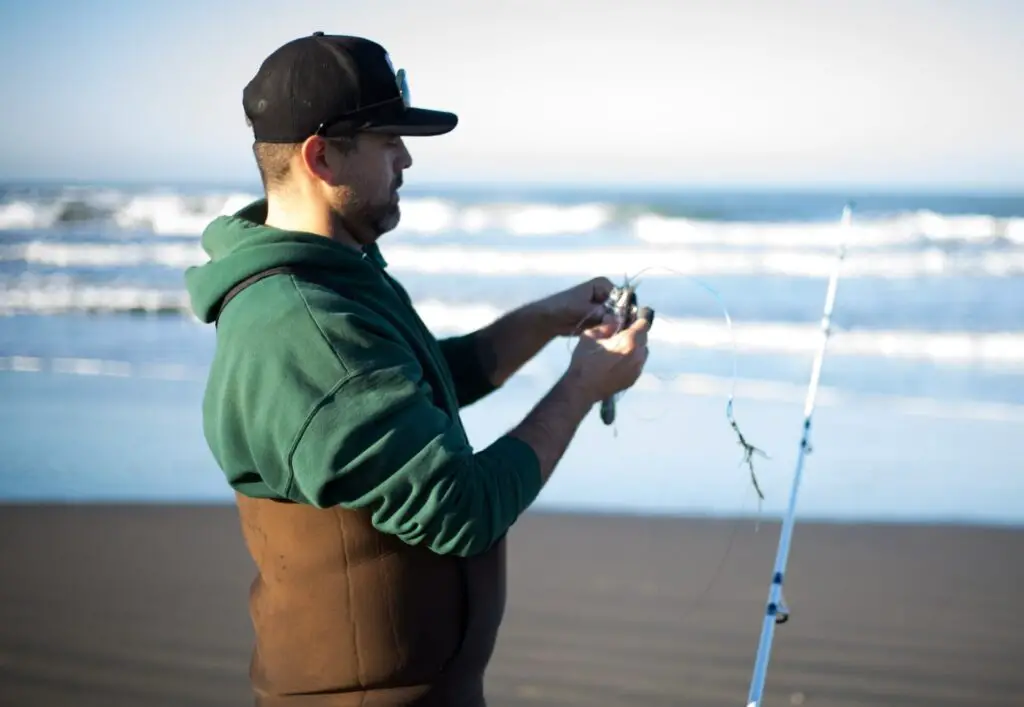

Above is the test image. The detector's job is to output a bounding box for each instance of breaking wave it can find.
[5,240,1024,278]
[1,286,1021,369]
[2,186,1023,248]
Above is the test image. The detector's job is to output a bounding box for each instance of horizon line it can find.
[2,176,1023,197]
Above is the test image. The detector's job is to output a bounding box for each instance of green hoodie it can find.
[184,200,542,557]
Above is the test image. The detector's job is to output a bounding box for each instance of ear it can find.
[298,136,335,183]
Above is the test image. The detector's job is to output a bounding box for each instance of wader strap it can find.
[212,265,302,327]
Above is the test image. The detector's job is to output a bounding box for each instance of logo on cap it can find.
[396,68,410,107]
[383,53,410,107]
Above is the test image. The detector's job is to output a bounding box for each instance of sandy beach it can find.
[0,504,1021,706]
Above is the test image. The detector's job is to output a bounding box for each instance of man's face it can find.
[323,132,413,242]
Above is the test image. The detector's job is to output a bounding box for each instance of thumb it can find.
[583,313,620,340]
[630,307,655,331]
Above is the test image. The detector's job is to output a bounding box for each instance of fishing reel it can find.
[604,284,640,328]
[598,282,654,425]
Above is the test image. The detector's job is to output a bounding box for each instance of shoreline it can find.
[3,500,1023,531]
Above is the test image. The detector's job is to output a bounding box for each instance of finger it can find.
[599,312,623,334]
[584,317,620,340]
[631,330,649,352]
[580,309,618,334]
[626,308,653,335]
[628,323,650,350]
[636,306,655,327]
[582,313,620,338]
[584,305,614,328]
[590,277,615,302]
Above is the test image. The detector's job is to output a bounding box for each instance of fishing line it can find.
[568,265,771,509]
[563,204,852,638]
[563,264,773,616]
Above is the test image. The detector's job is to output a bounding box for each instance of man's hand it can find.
[507,311,652,485]
[534,276,617,338]
[463,276,618,390]
[568,309,652,403]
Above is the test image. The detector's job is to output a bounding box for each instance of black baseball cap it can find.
[243,32,458,143]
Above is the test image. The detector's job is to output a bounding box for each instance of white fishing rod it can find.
[744,203,853,707]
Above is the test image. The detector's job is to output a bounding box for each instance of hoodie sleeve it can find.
[436,333,498,407]
[286,332,543,558]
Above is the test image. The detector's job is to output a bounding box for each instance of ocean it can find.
[1,182,1022,527]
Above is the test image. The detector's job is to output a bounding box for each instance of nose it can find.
[396,137,413,170]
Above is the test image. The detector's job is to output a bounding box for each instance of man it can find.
[184,32,652,706]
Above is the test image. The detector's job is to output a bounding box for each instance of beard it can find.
[366,198,400,236]
[328,180,401,243]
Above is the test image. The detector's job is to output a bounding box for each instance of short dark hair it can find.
[251,141,299,190]
[248,130,360,192]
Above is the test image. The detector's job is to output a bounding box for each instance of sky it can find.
[1,0,1022,190]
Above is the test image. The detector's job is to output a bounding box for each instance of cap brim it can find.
[363,107,458,136]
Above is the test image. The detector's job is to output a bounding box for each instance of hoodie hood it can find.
[184,199,387,323]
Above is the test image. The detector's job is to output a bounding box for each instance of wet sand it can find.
[0,504,1021,706]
